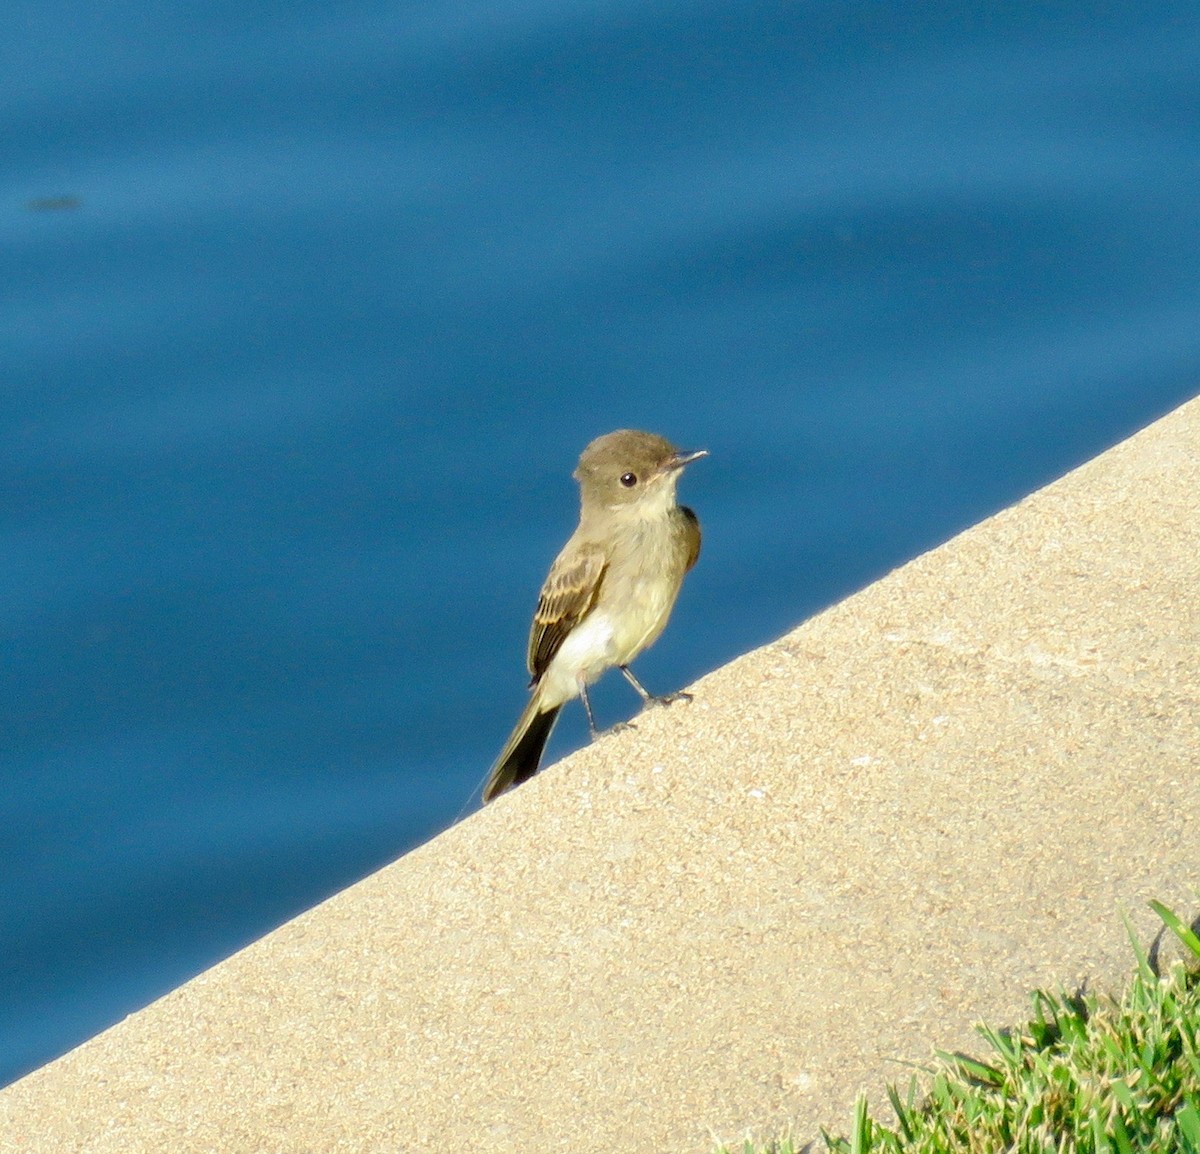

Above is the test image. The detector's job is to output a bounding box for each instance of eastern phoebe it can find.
[483,429,707,804]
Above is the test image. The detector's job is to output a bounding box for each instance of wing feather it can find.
[679,505,701,572]
[527,540,608,681]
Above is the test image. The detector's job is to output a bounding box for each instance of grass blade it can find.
[1150,899,1200,961]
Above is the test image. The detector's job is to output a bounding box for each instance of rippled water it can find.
[2,0,1198,1084]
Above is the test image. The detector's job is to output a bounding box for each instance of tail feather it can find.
[482,699,563,803]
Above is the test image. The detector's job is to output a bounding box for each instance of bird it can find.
[482,429,706,803]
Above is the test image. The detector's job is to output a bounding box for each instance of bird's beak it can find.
[663,448,708,472]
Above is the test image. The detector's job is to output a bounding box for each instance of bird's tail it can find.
[482,696,563,804]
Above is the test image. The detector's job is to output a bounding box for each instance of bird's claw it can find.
[646,690,692,708]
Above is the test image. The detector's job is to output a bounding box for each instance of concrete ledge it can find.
[3,397,1198,1153]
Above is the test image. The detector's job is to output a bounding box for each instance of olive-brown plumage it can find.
[483,430,706,803]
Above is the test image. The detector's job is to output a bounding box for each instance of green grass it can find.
[719,901,1200,1154]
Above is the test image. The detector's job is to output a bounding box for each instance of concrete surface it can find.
[2,396,1198,1154]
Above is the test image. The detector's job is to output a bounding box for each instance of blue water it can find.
[3,0,1198,1085]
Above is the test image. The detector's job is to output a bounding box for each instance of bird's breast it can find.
[538,509,693,705]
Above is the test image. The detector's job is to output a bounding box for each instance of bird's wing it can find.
[679,505,702,572]
[527,538,608,681]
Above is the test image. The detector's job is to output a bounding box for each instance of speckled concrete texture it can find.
[2,397,1198,1154]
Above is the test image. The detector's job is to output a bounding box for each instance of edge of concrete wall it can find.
[3,397,1198,1154]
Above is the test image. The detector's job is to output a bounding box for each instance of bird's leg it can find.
[619,665,693,708]
[579,673,637,738]
[578,677,601,740]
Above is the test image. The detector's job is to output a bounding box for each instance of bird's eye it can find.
[620,472,638,487]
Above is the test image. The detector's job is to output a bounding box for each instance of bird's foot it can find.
[644,690,693,709]
[602,720,637,737]
[587,720,637,742]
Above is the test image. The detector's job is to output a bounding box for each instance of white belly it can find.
[539,611,619,707]
[538,571,680,708]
